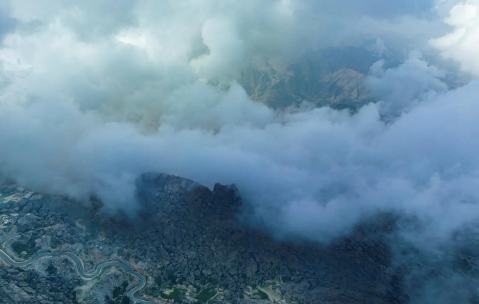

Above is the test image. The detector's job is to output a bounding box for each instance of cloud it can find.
[0,0,476,243]
[431,0,479,75]
[308,0,437,18]
[0,3,16,43]
[2,50,479,246]
[366,51,448,117]
[295,0,446,50]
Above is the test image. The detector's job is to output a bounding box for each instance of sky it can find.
[1,1,479,301]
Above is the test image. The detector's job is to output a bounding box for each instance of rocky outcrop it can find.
[130,173,400,303]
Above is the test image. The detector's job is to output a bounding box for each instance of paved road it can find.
[0,248,161,304]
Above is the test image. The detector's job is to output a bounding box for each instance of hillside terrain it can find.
[238,47,385,109]
[0,173,403,304]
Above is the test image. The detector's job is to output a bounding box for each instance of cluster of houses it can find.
[0,214,16,226]
[0,186,40,227]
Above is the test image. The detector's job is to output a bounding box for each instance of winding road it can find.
[0,248,160,304]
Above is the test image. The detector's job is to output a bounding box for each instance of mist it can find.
[1,1,479,302]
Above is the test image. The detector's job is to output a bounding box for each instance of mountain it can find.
[0,173,403,304]
[238,47,384,109]
[239,45,471,110]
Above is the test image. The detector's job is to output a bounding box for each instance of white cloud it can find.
[431,0,479,75]
[366,51,448,117]
[0,0,476,243]
[3,53,479,247]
